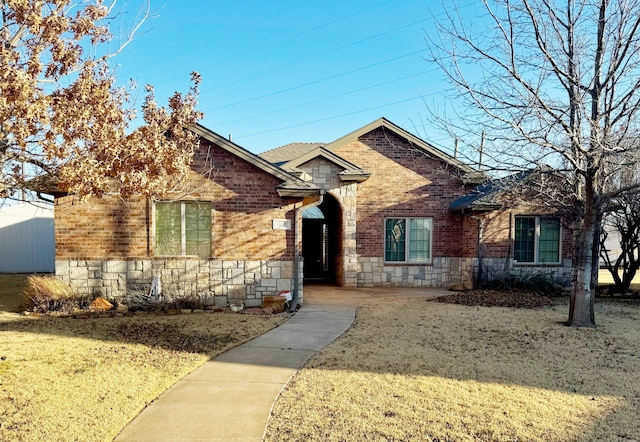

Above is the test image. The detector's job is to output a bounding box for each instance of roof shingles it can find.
[259,142,325,166]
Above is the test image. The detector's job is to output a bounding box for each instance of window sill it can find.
[383,262,433,266]
[513,262,563,267]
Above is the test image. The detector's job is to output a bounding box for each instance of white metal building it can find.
[0,203,55,273]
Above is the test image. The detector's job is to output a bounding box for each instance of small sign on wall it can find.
[272,219,291,230]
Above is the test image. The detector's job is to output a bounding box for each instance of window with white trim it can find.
[514,216,561,263]
[155,201,211,257]
[384,218,432,263]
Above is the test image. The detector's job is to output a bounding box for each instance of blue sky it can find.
[111,0,483,155]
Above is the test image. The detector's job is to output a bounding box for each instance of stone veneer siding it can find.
[356,256,572,288]
[56,259,302,307]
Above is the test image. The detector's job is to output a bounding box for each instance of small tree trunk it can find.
[621,260,640,292]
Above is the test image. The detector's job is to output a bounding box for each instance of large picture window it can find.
[155,201,211,257]
[514,216,561,264]
[385,218,432,263]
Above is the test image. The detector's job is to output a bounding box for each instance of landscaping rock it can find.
[180,309,192,314]
[115,303,128,314]
[263,307,274,315]
[206,307,225,313]
[90,297,113,312]
[262,295,286,313]
[115,312,124,318]
[193,309,205,313]
[244,308,264,315]
[166,309,180,315]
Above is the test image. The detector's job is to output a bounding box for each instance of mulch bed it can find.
[435,289,554,309]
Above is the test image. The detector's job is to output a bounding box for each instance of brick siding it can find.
[334,127,470,259]
[55,139,299,262]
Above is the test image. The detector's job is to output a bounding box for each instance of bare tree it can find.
[600,165,640,293]
[0,0,203,201]
[428,0,640,327]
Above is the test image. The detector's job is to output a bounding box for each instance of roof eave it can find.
[25,174,69,197]
[276,187,321,198]
[450,202,503,213]
[462,171,491,185]
[339,171,371,182]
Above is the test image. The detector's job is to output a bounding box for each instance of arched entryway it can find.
[302,193,342,284]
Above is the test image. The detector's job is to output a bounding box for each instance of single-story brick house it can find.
[51,117,572,307]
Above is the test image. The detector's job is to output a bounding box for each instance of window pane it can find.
[539,218,560,263]
[156,202,181,256]
[514,217,535,262]
[385,219,406,262]
[409,218,432,262]
[185,202,211,257]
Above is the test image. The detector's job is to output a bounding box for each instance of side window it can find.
[514,216,561,264]
[156,201,211,257]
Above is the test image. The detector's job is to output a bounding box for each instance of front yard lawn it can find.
[266,295,640,441]
[0,309,287,441]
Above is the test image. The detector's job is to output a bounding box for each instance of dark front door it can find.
[303,219,328,280]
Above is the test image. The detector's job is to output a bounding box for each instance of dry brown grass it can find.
[0,273,30,313]
[265,296,640,441]
[0,311,287,442]
[23,274,86,312]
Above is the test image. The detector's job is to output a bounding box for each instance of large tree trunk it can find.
[568,224,597,327]
[568,181,599,327]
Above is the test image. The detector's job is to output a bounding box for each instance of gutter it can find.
[290,190,325,312]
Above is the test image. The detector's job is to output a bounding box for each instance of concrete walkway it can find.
[114,286,450,442]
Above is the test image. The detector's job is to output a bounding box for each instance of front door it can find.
[303,219,328,280]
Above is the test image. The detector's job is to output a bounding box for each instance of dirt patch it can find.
[435,289,555,308]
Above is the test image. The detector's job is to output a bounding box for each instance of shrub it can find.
[122,286,214,312]
[23,275,89,313]
[479,272,559,295]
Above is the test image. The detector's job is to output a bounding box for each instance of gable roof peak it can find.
[324,117,477,175]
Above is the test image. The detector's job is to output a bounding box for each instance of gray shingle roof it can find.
[259,142,325,166]
[449,170,536,212]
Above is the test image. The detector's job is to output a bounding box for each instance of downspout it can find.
[290,190,325,312]
[462,209,484,288]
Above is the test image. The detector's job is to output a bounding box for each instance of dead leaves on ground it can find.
[436,289,554,309]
